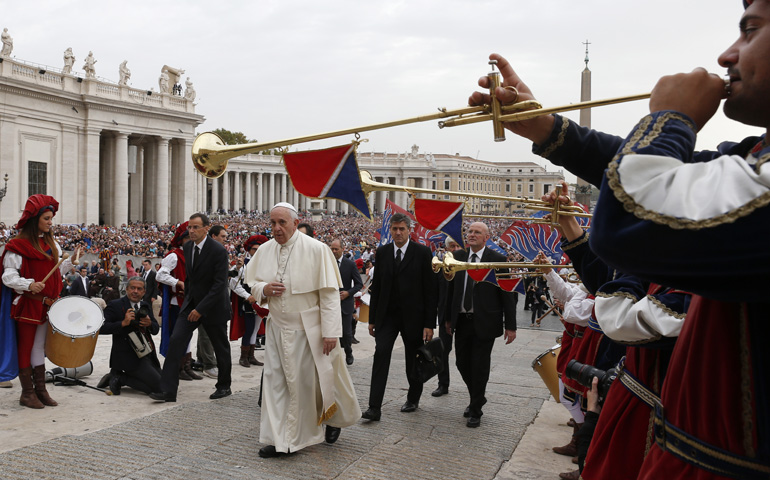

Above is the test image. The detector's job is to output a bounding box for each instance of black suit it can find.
[100,296,162,394]
[142,269,159,304]
[368,240,438,408]
[445,248,517,418]
[69,274,90,297]
[159,237,232,394]
[337,256,363,358]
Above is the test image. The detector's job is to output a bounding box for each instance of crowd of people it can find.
[2,2,769,478]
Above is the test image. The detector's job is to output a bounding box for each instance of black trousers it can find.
[436,321,453,388]
[368,318,424,408]
[115,356,162,394]
[340,312,354,357]
[531,302,544,324]
[454,313,495,417]
[159,307,232,393]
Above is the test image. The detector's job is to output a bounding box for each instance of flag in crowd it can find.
[467,268,526,294]
[501,221,565,265]
[283,144,372,219]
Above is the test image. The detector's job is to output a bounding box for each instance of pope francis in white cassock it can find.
[245,202,361,457]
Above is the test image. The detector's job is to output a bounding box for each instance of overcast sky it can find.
[3,0,760,182]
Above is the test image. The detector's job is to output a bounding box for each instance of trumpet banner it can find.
[283,144,371,219]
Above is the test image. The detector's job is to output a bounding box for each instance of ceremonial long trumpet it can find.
[191,61,649,179]
[432,252,572,281]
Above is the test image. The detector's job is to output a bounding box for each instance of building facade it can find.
[0,53,204,226]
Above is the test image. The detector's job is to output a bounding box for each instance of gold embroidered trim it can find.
[595,291,640,302]
[644,408,655,459]
[318,401,338,425]
[541,116,570,158]
[738,304,755,457]
[646,295,686,320]
[607,113,770,230]
[562,232,589,251]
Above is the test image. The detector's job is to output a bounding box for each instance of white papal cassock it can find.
[245,230,361,453]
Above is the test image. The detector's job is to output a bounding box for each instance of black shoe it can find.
[109,374,122,396]
[258,445,285,458]
[96,373,111,389]
[463,407,471,418]
[190,360,204,371]
[401,401,418,413]
[361,407,381,421]
[346,355,354,366]
[431,386,448,397]
[325,426,341,444]
[351,337,360,345]
[149,391,176,402]
[210,388,232,399]
[467,416,481,428]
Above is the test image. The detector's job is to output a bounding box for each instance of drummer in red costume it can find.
[1,195,78,409]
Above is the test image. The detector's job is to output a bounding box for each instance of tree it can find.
[212,128,256,145]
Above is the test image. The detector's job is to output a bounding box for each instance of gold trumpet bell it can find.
[192,132,229,179]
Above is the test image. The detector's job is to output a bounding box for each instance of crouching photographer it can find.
[564,359,618,478]
[97,277,162,396]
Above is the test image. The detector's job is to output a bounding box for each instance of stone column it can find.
[245,172,252,211]
[292,186,299,208]
[84,127,101,225]
[60,124,79,224]
[211,176,219,212]
[178,138,196,220]
[113,132,129,226]
[222,172,230,212]
[142,144,155,222]
[155,137,170,224]
[256,173,264,212]
[280,174,287,203]
[233,172,242,212]
[268,173,275,208]
[129,145,144,222]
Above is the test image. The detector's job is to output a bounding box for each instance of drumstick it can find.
[537,295,564,322]
[72,247,80,266]
[41,253,69,284]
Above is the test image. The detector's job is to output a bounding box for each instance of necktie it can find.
[463,253,478,312]
[395,248,402,266]
[193,245,200,270]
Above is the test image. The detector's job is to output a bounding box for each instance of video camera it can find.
[565,359,617,401]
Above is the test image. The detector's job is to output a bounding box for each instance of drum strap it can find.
[22,293,54,307]
[619,368,770,479]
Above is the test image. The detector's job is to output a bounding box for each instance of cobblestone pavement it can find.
[0,301,563,480]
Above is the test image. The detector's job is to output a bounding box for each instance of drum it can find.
[45,296,104,368]
[358,293,371,323]
[531,344,562,403]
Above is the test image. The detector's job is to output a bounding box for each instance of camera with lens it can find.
[565,359,618,401]
[130,304,151,328]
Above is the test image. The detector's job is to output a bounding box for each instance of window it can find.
[444,180,450,190]
[28,161,47,195]
[517,184,522,193]
[432,180,437,189]
[529,184,534,193]
[544,184,551,194]
[506,184,510,193]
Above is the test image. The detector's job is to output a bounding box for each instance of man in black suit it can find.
[69,266,90,297]
[329,238,364,366]
[141,259,158,305]
[97,276,162,396]
[445,222,517,428]
[150,213,232,402]
[362,213,438,421]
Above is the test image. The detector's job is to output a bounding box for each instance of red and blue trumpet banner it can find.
[467,268,526,294]
[413,199,465,249]
[283,144,371,219]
